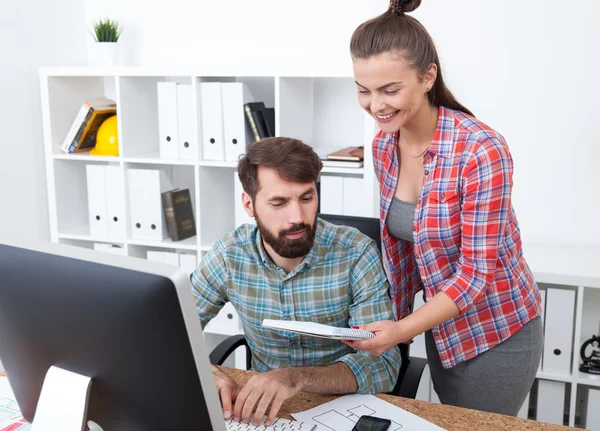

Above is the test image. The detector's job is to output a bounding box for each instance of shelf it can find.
[53,153,121,163]
[124,152,197,166]
[577,370,600,388]
[127,236,198,250]
[58,227,125,243]
[321,167,365,175]
[197,160,238,168]
[200,243,215,251]
[536,370,573,383]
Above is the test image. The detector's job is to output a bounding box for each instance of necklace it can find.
[400,142,429,158]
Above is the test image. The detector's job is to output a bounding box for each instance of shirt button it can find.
[412,225,416,231]
[432,329,439,336]
[285,316,292,321]
[424,170,430,175]
[442,192,446,199]
[417,198,421,204]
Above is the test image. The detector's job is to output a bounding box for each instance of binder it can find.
[319,176,344,215]
[157,82,179,159]
[179,253,198,276]
[128,169,173,240]
[518,392,530,419]
[200,82,225,161]
[86,164,108,237]
[542,288,575,375]
[586,388,600,431]
[234,172,254,227]
[536,380,565,425]
[204,302,243,335]
[146,250,164,263]
[93,243,126,256]
[343,177,368,217]
[222,83,254,162]
[538,289,546,372]
[162,252,179,267]
[177,84,198,160]
[104,166,126,239]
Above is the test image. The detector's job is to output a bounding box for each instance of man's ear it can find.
[242,192,254,218]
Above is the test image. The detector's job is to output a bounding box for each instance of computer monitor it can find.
[0,239,227,430]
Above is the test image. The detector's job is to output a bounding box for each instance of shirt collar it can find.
[386,105,456,159]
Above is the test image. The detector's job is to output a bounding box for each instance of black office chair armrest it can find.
[209,334,252,370]
[390,343,428,399]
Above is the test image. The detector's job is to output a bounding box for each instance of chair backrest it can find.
[318,214,381,253]
[318,213,412,395]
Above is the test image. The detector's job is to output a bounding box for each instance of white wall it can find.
[83,0,600,246]
[0,0,87,244]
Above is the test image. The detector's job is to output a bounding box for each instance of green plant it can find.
[91,18,122,43]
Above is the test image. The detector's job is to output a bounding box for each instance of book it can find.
[243,102,268,142]
[260,107,276,137]
[321,159,364,168]
[161,188,196,241]
[61,98,117,153]
[326,146,364,161]
[262,319,375,341]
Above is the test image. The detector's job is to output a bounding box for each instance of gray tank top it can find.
[386,197,416,243]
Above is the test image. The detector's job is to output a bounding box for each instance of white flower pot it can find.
[89,42,121,67]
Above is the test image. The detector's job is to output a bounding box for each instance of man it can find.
[191,137,400,426]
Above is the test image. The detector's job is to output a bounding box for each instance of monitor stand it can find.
[30,366,94,431]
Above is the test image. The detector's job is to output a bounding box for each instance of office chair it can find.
[209,214,427,399]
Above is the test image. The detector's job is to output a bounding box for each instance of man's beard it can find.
[255,213,317,259]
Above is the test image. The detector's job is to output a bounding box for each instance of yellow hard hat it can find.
[90,115,119,156]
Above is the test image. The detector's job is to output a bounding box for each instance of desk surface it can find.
[221,367,578,431]
[0,369,579,430]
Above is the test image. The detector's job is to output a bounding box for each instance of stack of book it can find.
[315,146,364,168]
[61,98,117,153]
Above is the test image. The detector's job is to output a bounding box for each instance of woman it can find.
[346,0,543,416]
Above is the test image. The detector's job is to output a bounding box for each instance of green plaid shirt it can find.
[191,218,401,394]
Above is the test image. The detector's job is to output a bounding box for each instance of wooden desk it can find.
[0,369,581,430]
[222,367,579,431]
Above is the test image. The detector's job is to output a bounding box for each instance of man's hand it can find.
[212,365,242,420]
[233,368,301,426]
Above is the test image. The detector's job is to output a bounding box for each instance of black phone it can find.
[351,415,392,431]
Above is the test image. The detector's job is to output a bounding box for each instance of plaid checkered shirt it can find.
[191,218,401,394]
[373,105,541,369]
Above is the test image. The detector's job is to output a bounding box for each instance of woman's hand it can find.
[343,320,407,356]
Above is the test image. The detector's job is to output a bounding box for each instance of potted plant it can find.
[89,18,123,66]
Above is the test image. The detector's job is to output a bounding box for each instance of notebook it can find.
[262,319,375,341]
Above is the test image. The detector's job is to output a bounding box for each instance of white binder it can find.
[162,251,179,267]
[343,177,369,217]
[518,392,530,419]
[157,82,179,159]
[128,169,173,241]
[586,388,600,431]
[93,243,126,256]
[536,380,565,425]
[179,253,198,276]
[539,289,546,371]
[320,176,344,215]
[86,164,108,237]
[200,82,225,161]
[234,172,254,227]
[177,84,197,160]
[204,302,243,335]
[542,288,575,375]
[104,165,126,239]
[146,250,164,263]
[222,82,253,162]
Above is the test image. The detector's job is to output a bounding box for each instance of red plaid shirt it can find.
[373,106,541,369]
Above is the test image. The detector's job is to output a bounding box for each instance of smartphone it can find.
[351,415,392,431]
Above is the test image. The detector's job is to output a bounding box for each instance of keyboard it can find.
[225,417,315,430]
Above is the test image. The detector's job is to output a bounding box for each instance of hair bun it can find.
[389,0,422,15]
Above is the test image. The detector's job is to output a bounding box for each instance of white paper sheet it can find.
[291,394,446,431]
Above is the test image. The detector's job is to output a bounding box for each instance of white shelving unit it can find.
[39,66,378,370]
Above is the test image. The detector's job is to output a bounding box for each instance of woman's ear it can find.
[423,63,438,92]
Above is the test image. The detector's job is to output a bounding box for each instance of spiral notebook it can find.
[262,319,375,341]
